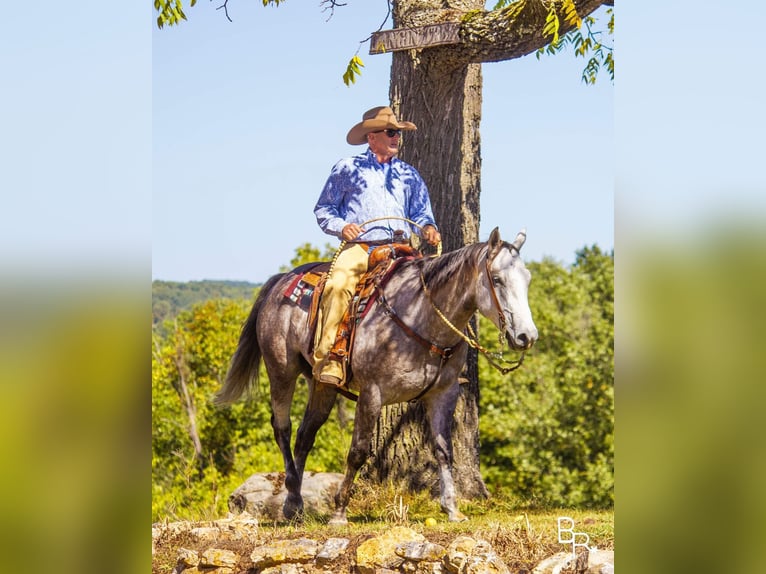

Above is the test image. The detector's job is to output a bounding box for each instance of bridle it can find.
[484,247,509,335]
[415,244,526,375]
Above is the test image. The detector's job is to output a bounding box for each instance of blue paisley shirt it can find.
[314,147,437,243]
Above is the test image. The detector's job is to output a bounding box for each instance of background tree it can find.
[479,246,613,506]
[279,242,337,272]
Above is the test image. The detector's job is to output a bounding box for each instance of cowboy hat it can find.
[346,106,417,145]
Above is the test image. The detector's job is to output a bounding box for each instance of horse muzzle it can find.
[506,327,538,351]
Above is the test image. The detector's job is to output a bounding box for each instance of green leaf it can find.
[562,0,582,29]
[543,6,560,45]
[342,55,364,87]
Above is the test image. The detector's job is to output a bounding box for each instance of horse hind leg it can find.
[268,369,304,520]
[270,359,339,522]
[290,380,338,511]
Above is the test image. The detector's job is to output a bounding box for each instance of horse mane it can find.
[414,241,487,292]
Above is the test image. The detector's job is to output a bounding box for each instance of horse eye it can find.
[492,276,502,285]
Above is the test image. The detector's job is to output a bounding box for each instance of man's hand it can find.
[423,225,441,246]
[341,223,363,241]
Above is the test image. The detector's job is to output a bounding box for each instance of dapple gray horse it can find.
[215,228,537,524]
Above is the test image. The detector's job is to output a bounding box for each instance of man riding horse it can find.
[215,104,536,523]
[312,105,442,388]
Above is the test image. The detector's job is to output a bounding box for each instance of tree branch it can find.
[390,0,609,66]
[320,0,348,21]
[458,0,609,64]
[215,0,233,23]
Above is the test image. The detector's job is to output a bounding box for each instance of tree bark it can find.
[171,324,203,460]
[362,0,609,500]
[361,0,488,500]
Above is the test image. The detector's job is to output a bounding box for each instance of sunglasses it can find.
[373,129,401,138]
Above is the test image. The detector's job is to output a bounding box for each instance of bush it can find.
[479,248,613,507]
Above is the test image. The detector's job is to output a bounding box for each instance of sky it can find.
[151,1,614,284]
[1,0,763,281]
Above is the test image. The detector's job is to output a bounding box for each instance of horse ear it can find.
[488,227,502,259]
[511,228,527,253]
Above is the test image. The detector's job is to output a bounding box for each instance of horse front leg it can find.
[329,385,382,525]
[424,384,468,522]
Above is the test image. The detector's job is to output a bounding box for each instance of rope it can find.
[327,216,442,276]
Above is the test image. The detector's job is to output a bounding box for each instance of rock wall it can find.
[152,513,614,574]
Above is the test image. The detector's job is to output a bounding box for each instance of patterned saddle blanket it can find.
[282,243,422,361]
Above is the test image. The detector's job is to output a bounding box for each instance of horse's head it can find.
[477,228,538,351]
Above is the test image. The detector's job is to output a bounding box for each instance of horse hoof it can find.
[448,511,468,523]
[328,512,348,526]
[283,497,304,521]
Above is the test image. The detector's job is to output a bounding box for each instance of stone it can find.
[413,562,447,574]
[176,548,199,567]
[154,512,259,546]
[533,552,577,573]
[444,536,510,574]
[250,538,320,568]
[261,565,308,574]
[229,472,344,520]
[356,526,426,574]
[395,541,447,563]
[217,511,260,540]
[445,536,477,573]
[316,537,350,565]
[587,549,614,574]
[175,568,233,574]
[533,549,614,574]
[188,526,222,542]
[200,547,238,568]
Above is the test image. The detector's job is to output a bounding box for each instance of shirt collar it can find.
[364,146,397,168]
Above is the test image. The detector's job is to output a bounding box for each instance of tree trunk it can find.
[361,0,610,501]
[361,0,489,500]
[171,324,203,460]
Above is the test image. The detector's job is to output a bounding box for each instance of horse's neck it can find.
[424,275,477,329]
[388,254,480,332]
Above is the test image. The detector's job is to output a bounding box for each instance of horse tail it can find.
[214,273,285,406]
